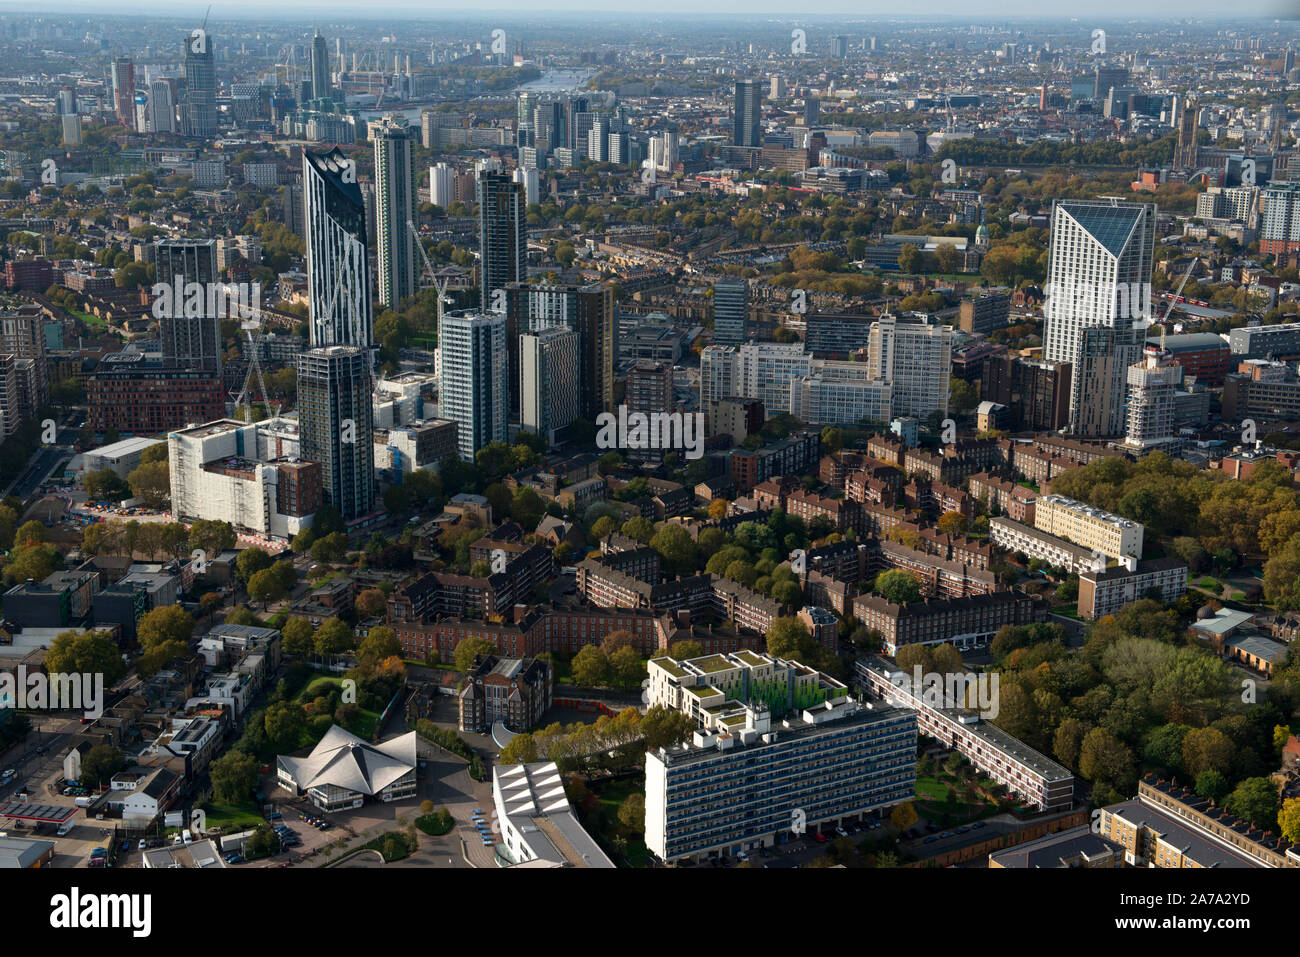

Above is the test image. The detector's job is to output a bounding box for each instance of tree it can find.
[617,792,645,834]
[45,630,125,686]
[313,618,354,657]
[126,460,170,508]
[1264,537,1300,611]
[453,636,496,672]
[1194,769,1231,804]
[281,617,315,657]
[1078,727,1135,791]
[890,801,918,832]
[358,625,401,662]
[263,701,307,750]
[209,750,259,804]
[310,532,349,563]
[571,645,611,687]
[84,467,129,501]
[1225,777,1279,830]
[80,744,125,788]
[1182,727,1234,780]
[590,515,618,542]
[235,547,274,584]
[136,605,195,650]
[609,645,645,689]
[247,567,288,608]
[138,640,189,679]
[936,511,967,537]
[650,524,697,573]
[765,616,817,663]
[355,588,388,619]
[189,520,236,558]
[667,640,703,660]
[875,569,922,605]
[1279,797,1300,844]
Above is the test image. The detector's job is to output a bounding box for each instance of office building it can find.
[866,314,952,419]
[297,346,374,520]
[712,277,748,346]
[519,326,580,444]
[439,312,508,460]
[733,79,762,148]
[303,147,373,350]
[477,172,527,313]
[505,282,614,421]
[645,651,916,863]
[181,30,217,137]
[373,118,416,309]
[1044,201,1154,436]
[310,30,330,101]
[458,655,552,734]
[155,238,220,373]
[1093,66,1130,101]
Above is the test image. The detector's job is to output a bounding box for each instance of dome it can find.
[1196,604,1215,620]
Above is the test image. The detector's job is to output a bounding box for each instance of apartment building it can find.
[458,654,552,734]
[968,472,1037,524]
[989,516,1097,574]
[851,590,1046,655]
[1034,494,1144,560]
[1098,776,1299,868]
[1077,557,1188,620]
[645,651,916,863]
[856,656,1074,812]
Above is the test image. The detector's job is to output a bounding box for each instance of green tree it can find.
[453,636,496,672]
[313,618,354,657]
[209,750,260,804]
[1224,777,1280,830]
[247,567,288,608]
[45,629,125,685]
[281,617,315,657]
[80,744,125,788]
[235,547,274,584]
[617,792,645,834]
[875,569,923,604]
[136,605,195,650]
[571,644,611,686]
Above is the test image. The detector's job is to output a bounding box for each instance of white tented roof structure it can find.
[278,725,417,795]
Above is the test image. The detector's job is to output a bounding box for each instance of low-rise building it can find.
[458,654,552,734]
[851,590,1046,656]
[1077,558,1187,620]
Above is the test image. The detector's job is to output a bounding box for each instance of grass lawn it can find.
[201,800,264,831]
[68,308,105,329]
[589,778,654,868]
[914,774,1000,826]
[915,776,951,802]
[1197,576,1221,591]
[1052,604,1084,621]
[294,676,380,740]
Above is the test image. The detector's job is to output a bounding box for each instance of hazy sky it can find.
[4,1,1295,19]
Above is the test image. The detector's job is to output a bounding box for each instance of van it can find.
[0,769,14,783]
[56,819,74,837]
[74,796,94,808]
[182,829,193,844]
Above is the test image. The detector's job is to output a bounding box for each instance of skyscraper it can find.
[181,30,217,138]
[1175,96,1199,169]
[439,312,509,460]
[373,118,416,309]
[303,147,373,350]
[516,92,536,148]
[519,326,580,443]
[1043,200,1155,436]
[734,79,762,147]
[310,30,330,101]
[155,238,221,373]
[477,171,527,313]
[504,282,614,422]
[429,162,456,209]
[148,79,176,134]
[111,57,135,130]
[297,346,374,520]
[712,278,748,346]
[804,97,820,126]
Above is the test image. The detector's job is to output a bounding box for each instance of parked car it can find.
[923,835,938,844]
[138,839,147,851]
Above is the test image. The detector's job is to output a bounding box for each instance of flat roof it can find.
[87,436,166,458]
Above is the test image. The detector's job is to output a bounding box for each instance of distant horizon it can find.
[0,2,1297,21]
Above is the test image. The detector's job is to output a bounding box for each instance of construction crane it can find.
[409,218,456,337]
[230,302,277,423]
